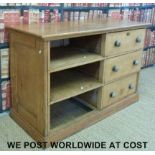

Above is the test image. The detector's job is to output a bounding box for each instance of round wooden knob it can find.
[114,40,121,47]
[133,60,139,65]
[128,84,134,90]
[136,37,141,43]
[38,50,42,54]
[110,92,117,98]
[80,86,84,90]
[126,32,130,36]
[112,66,119,72]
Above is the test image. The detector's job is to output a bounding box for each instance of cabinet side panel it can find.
[10,33,18,112]
[10,31,47,136]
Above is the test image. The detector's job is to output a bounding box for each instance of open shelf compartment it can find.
[50,89,100,129]
[50,34,103,73]
[50,62,103,105]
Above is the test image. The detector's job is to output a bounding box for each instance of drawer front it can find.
[105,29,145,56]
[102,73,138,108]
[104,51,141,83]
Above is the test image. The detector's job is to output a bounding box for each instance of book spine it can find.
[0,48,9,79]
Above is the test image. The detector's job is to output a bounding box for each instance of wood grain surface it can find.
[6,18,150,40]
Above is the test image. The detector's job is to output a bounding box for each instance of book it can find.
[0,48,9,79]
[23,9,40,24]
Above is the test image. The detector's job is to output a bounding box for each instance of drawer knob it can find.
[114,40,121,47]
[80,86,84,90]
[126,32,130,36]
[136,37,141,43]
[110,92,117,98]
[38,50,42,54]
[133,60,139,65]
[112,66,119,72]
[128,84,134,90]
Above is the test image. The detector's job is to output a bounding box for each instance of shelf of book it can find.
[0,43,9,49]
[144,45,155,51]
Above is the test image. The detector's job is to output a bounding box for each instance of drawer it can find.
[104,29,145,56]
[104,51,141,83]
[102,73,138,108]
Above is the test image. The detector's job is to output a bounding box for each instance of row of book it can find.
[0,48,10,113]
[63,7,155,24]
[142,48,155,68]
[0,3,60,6]
[64,3,108,7]
[0,6,155,24]
[144,30,155,47]
[0,9,61,43]
[128,8,155,25]
[109,8,155,24]
[23,9,61,24]
[0,48,9,79]
[0,10,20,43]
[0,9,61,25]
[63,10,107,21]
[108,3,154,7]
[0,80,11,112]
[0,3,154,7]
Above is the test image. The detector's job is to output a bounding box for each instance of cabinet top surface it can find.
[6,18,150,40]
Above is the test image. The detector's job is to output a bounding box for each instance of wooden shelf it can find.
[50,99,92,129]
[50,70,102,104]
[50,47,104,73]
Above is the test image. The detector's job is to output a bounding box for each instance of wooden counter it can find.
[6,19,150,145]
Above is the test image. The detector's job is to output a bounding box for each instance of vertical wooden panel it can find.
[10,33,18,112]
[36,39,49,136]
[10,31,48,136]
[42,41,51,135]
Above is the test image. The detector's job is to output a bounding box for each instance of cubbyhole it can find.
[50,35,103,73]
[50,89,100,129]
[50,62,102,104]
